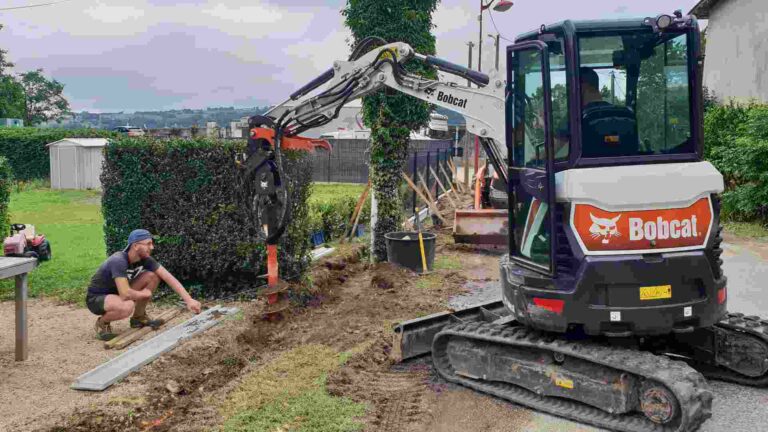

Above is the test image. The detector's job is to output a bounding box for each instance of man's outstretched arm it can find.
[155,266,202,313]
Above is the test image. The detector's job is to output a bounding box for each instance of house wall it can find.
[703,0,768,102]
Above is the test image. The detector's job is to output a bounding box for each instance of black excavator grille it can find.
[709,194,725,280]
[554,204,577,277]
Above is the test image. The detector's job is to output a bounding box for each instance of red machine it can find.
[3,224,51,260]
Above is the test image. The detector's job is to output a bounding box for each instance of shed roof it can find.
[690,0,724,19]
[46,138,109,148]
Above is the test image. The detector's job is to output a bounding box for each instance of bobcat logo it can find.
[589,213,621,244]
[424,87,436,96]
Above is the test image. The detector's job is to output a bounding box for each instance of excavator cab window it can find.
[578,30,693,158]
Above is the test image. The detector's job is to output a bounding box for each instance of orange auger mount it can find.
[250,127,332,152]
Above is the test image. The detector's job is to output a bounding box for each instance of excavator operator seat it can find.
[581,104,639,157]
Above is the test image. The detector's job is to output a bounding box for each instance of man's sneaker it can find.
[95,317,117,341]
[130,315,165,329]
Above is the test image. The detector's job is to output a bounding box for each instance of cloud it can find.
[0,0,703,111]
[85,4,145,24]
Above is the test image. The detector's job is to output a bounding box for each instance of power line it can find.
[488,8,515,43]
[0,0,76,11]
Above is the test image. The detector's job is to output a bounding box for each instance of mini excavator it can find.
[243,11,768,432]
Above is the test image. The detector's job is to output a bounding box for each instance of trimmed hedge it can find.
[0,127,117,180]
[101,137,313,297]
[0,156,12,229]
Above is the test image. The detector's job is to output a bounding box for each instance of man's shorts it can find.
[86,293,107,316]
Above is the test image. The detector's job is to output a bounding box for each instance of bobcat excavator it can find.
[245,11,768,432]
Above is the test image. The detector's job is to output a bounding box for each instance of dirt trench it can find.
[42,219,496,432]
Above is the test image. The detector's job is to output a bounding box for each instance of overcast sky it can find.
[0,0,702,113]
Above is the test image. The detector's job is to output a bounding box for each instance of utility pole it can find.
[489,33,500,70]
[610,71,615,104]
[466,41,475,87]
[478,10,483,74]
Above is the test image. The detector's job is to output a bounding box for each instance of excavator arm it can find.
[244,40,510,249]
[264,41,508,184]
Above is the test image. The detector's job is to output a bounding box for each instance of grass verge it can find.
[722,221,768,239]
[0,188,104,303]
[221,344,366,432]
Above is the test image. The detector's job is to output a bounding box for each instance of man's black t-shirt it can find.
[87,252,160,296]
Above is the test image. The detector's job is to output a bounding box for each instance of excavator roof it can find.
[515,16,697,42]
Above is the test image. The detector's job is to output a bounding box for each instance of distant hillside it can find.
[42,106,271,130]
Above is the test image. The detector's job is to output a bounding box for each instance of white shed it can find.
[46,138,109,190]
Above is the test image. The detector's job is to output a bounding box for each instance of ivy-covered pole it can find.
[342,0,439,261]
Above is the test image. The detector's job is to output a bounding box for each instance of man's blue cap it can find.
[124,229,153,252]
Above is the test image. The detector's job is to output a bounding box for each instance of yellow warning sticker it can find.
[555,377,574,389]
[379,50,396,62]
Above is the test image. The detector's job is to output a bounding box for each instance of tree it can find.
[0,23,24,119]
[0,24,13,77]
[18,69,70,125]
[343,0,439,261]
[0,75,25,118]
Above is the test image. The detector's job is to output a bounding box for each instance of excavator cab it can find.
[502,13,726,337]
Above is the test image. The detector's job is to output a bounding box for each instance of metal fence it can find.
[309,138,458,218]
[309,138,455,184]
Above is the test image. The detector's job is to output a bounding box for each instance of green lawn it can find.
[0,189,104,304]
[309,183,366,205]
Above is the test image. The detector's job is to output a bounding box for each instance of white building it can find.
[46,138,109,190]
[691,0,768,102]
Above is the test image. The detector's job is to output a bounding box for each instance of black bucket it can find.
[384,231,437,273]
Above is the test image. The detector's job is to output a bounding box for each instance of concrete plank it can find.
[71,305,239,391]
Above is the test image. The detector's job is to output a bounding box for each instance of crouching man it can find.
[86,229,202,340]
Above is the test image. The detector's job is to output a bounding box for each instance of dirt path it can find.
[0,300,194,432]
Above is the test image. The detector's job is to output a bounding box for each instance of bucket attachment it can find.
[452,209,508,245]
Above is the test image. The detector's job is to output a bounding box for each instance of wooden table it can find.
[0,257,38,361]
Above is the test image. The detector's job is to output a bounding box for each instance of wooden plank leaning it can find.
[341,179,371,243]
[401,172,448,225]
[439,164,462,200]
[428,166,456,208]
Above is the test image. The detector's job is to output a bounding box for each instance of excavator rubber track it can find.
[432,321,713,432]
[695,312,768,386]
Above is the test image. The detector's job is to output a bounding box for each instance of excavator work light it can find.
[656,14,673,29]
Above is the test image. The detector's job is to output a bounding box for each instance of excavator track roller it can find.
[639,382,679,425]
[432,321,713,432]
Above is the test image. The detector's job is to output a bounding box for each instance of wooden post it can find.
[341,180,371,243]
[439,164,462,200]
[417,171,442,220]
[15,273,28,361]
[463,135,470,190]
[401,172,448,225]
[429,166,456,208]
